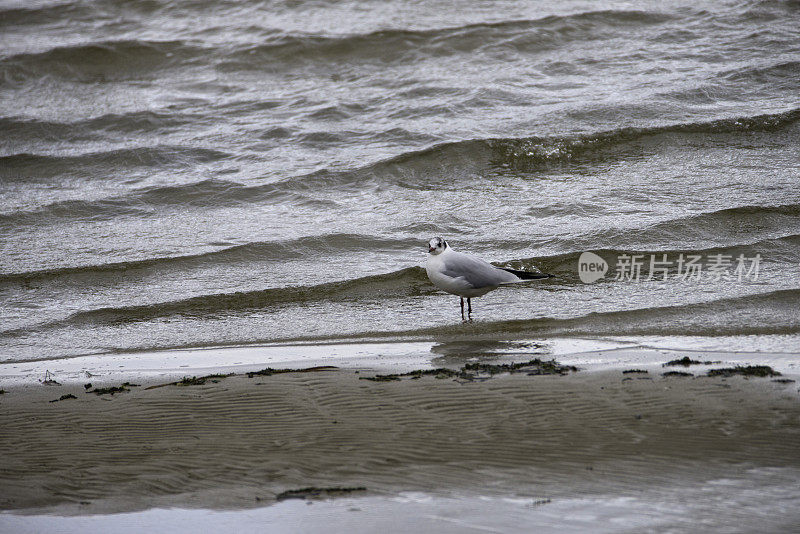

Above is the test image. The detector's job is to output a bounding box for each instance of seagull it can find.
[425,237,552,320]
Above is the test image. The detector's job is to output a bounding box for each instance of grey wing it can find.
[441,252,519,288]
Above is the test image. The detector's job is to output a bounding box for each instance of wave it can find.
[0,197,150,227]
[0,177,322,228]
[289,106,800,183]
[0,267,433,335]
[657,60,800,104]
[0,39,205,83]
[4,225,797,287]
[0,234,425,284]
[647,203,800,237]
[246,287,800,344]
[2,107,798,227]
[539,204,800,259]
[217,10,675,70]
[0,0,161,29]
[1,10,674,82]
[0,3,83,29]
[0,112,200,149]
[488,107,800,169]
[719,60,800,84]
[14,286,797,353]
[515,231,800,275]
[5,227,799,333]
[396,287,800,339]
[0,145,229,182]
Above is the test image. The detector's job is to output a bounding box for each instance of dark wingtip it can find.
[500,267,554,280]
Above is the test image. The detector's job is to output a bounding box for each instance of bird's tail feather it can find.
[500,267,554,280]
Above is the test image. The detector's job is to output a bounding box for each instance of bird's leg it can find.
[460,297,465,321]
[467,298,472,320]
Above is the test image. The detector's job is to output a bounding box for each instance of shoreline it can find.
[2,336,799,387]
[2,341,799,531]
[0,349,800,506]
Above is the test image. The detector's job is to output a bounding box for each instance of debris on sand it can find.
[360,374,402,382]
[143,368,337,390]
[707,366,781,378]
[50,394,77,403]
[360,368,459,382]
[360,359,577,382]
[275,487,367,501]
[247,366,338,378]
[144,374,234,390]
[42,370,61,386]
[662,371,693,377]
[467,359,577,377]
[177,374,232,386]
[664,356,719,367]
[85,381,143,395]
[88,385,130,396]
[622,369,648,374]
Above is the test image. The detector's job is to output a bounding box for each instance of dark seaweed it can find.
[360,368,460,382]
[360,374,402,382]
[360,358,577,382]
[145,373,236,389]
[86,382,138,396]
[88,385,129,396]
[662,371,693,377]
[707,366,781,378]
[177,374,231,386]
[664,356,719,367]
[467,358,577,376]
[50,394,77,403]
[622,369,648,374]
[275,486,367,501]
[247,366,338,378]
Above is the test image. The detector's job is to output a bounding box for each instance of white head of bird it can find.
[428,236,448,255]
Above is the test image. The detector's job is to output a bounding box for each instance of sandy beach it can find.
[2,344,799,532]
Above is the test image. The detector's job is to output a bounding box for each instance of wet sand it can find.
[1,350,799,531]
